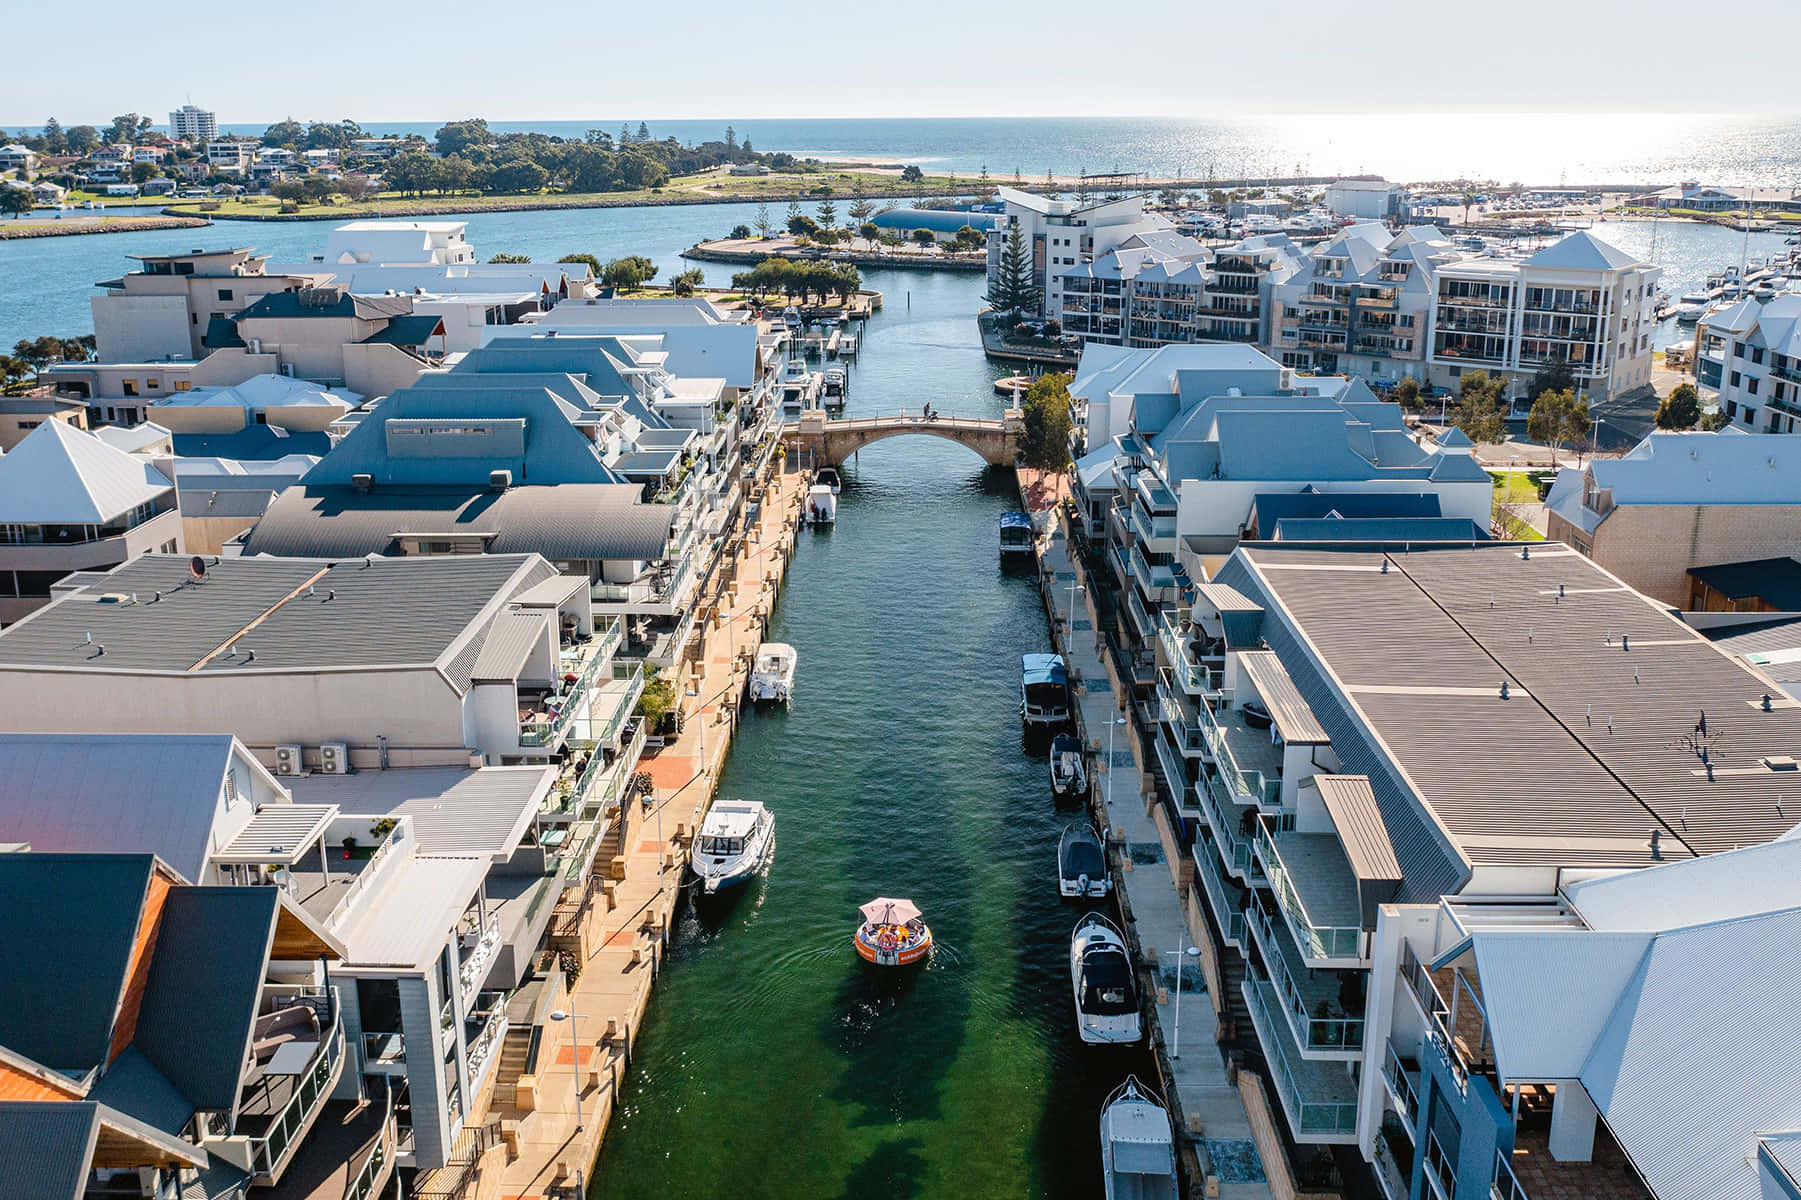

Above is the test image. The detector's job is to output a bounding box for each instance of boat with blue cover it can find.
[1021,653,1070,727]
[999,511,1034,558]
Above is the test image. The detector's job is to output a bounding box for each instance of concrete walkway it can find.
[1036,516,1271,1200]
[462,464,809,1200]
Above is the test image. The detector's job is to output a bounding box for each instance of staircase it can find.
[491,1025,535,1107]
[1219,947,1253,1045]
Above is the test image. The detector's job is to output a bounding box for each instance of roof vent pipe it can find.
[1764,694,1775,712]
[1499,680,1510,700]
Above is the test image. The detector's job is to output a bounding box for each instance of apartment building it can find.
[63,247,316,364]
[1543,430,1801,605]
[169,103,217,142]
[1693,292,1801,432]
[1271,225,1462,383]
[0,552,641,770]
[0,849,355,1198]
[988,186,1172,313]
[0,393,88,451]
[0,419,181,624]
[206,141,255,174]
[1054,232,1212,347]
[1141,539,1801,1197]
[0,725,640,1175]
[1427,231,1659,402]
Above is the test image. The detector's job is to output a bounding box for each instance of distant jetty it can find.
[0,214,209,240]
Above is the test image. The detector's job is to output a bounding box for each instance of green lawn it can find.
[1489,470,1543,504]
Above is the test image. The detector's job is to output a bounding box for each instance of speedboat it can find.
[815,466,842,495]
[1674,294,1711,323]
[822,366,847,403]
[1050,732,1088,800]
[853,896,933,967]
[1058,821,1110,898]
[692,800,775,894]
[780,358,822,408]
[999,511,1034,558]
[1021,653,1070,727]
[781,306,803,331]
[1071,913,1141,1044]
[805,484,837,526]
[749,642,797,703]
[1100,1077,1177,1200]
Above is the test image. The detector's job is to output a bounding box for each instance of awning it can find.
[213,805,337,866]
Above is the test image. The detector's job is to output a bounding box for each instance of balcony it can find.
[1255,820,1367,964]
[518,624,616,749]
[1123,583,1156,642]
[1241,977,1360,1141]
[1193,773,1257,880]
[1381,1041,1421,1127]
[207,989,346,1185]
[1158,689,1207,756]
[1198,702,1283,809]
[1130,499,1178,552]
[1128,544,1177,603]
[1493,1146,1531,1200]
[360,1031,405,1072]
[1192,832,1248,948]
[463,990,510,1099]
[1157,611,1219,698]
[589,661,645,749]
[1244,898,1365,1058]
[1152,725,1191,803]
[456,912,502,1010]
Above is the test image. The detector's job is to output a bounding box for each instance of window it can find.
[1748,378,1760,396]
[174,380,191,392]
[145,378,159,390]
[1730,371,1742,388]
[217,288,233,301]
[121,381,138,397]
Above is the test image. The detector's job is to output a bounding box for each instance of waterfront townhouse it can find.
[1053,232,1212,347]
[0,551,641,771]
[206,141,255,174]
[1145,540,1801,1198]
[72,247,318,365]
[1693,292,1801,432]
[0,419,181,624]
[988,186,1173,312]
[1377,837,1801,1200]
[0,850,356,1199]
[1543,430,1801,606]
[1427,231,1659,403]
[1270,225,1463,384]
[0,729,633,1175]
[1201,235,1302,349]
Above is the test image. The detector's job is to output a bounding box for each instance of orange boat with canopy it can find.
[853,896,933,967]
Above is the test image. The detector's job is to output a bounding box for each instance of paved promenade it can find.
[454,463,808,1200]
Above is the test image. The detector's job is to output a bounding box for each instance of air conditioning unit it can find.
[274,744,303,776]
[319,742,350,775]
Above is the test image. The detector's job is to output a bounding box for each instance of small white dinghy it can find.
[692,800,775,894]
[749,642,797,704]
[1071,913,1142,1044]
[1058,821,1111,898]
[1100,1076,1177,1200]
[1049,732,1088,800]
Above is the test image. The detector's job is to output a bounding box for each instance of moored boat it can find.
[749,642,797,703]
[999,511,1034,558]
[853,896,933,967]
[1071,913,1141,1044]
[692,800,775,894]
[1058,821,1110,898]
[1050,732,1088,800]
[806,484,837,526]
[1021,653,1070,727]
[1100,1077,1177,1200]
[816,466,842,495]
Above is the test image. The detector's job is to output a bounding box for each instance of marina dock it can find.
[432,460,813,1199]
[1024,473,1275,1200]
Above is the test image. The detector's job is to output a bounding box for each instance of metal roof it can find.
[1233,543,1801,875]
[1195,582,1261,612]
[470,610,548,684]
[0,553,545,683]
[241,484,674,561]
[1235,649,1329,743]
[333,853,489,970]
[0,1102,98,1200]
[0,734,236,883]
[0,419,172,524]
[1689,557,1801,610]
[287,766,550,860]
[213,804,336,866]
[1312,775,1402,884]
[510,575,586,608]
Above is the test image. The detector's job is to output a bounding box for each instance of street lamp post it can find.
[1170,944,1201,1058]
[548,1007,583,1131]
[1068,580,1085,633]
[1105,713,1128,812]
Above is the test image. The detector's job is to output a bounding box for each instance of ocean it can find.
[21,113,1801,186]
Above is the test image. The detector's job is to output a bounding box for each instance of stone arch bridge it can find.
[783,409,1023,468]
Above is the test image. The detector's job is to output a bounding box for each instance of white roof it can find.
[161,374,362,411]
[1524,229,1642,272]
[286,765,551,860]
[699,800,766,839]
[1564,837,1801,930]
[1584,431,1801,507]
[333,852,489,969]
[90,422,172,454]
[0,419,172,523]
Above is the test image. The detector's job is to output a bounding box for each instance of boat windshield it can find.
[700,836,745,856]
[1081,948,1137,1015]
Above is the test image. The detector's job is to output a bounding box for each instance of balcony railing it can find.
[1192,835,1247,947]
[1128,544,1176,600]
[1123,584,1155,641]
[1255,821,1366,962]
[1193,773,1256,878]
[456,913,501,1008]
[1198,703,1282,808]
[343,1079,397,1200]
[519,633,612,748]
[1245,900,1366,1054]
[1157,611,1218,698]
[1130,501,1177,547]
[463,991,510,1098]
[1374,1133,1410,1200]
[361,1031,405,1069]
[1152,727,1188,801]
[1158,690,1207,754]
[592,661,645,748]
[212,991,346,1184]
[1382,1041,1420,1126]
[1493,1147,1531,1200]
[1242,977,1359,1138]
[1401,943,1469,1097]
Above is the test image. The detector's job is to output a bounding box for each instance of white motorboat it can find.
[1021,654,1070,726]
[1071,913,1141,1045]
[1058,821,1110,898]
[749,642,797,703]
[1674,294,1712,323]
[815,466,842,495]
[780,358,822,409]
[692,800,775,894]
[1049,733,1088,800]
[822,366,847,405]
[806,484,837,526]
[1101,1078,1176,1200]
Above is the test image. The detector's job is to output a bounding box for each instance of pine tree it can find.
[755,200,772,239]
[987,223,1040,318]
[725,125,737,153]
[816,197,838,229]
[619,123,631,145]
[786,200,802,227]
[637,122,651,142]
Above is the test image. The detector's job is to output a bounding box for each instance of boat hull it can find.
[694,827,774,894]
[1071,915,1142,1045]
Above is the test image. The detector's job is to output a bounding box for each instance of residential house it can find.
[1142,539,1801,1195]
[0,143,37,172]
[0,850,352,1198]
[0,419,180,624]
[65,246,318,364]
[1543,431,1801,606]
[206,141,255,175]
[1427,230,1659,402]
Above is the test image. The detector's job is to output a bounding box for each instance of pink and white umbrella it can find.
[859,897,921,926]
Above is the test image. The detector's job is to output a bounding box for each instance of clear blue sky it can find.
[4,0,1797,125]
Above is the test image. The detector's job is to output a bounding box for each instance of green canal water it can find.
[589,269,1151,1198]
